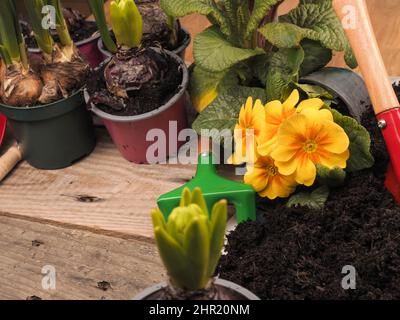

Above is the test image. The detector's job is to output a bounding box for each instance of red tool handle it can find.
[333,0,400,184]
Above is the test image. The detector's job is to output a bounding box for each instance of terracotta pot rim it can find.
[133,279,261,301]
[86,48,189,123]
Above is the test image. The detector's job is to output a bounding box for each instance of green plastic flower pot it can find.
[0,90,96,170]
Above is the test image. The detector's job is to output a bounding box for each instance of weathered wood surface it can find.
[0,215,164,300]
[0,128,196,240]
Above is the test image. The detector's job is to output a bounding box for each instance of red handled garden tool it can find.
[0,114,22,181]
[0,114,5,146]
[333,0,400,203]
[157,152,256,223]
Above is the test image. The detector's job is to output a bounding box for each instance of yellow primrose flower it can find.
[228,97,266,164]
[244,154,297,200]
[295,98,325,113]
[258,90,299,156]
[258,90,325,156]
[271,108,350,187]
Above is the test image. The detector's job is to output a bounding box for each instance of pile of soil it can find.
[218,85,400,300]
[87,49,183,117]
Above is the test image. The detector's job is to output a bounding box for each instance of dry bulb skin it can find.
[104,46,167,99]
[0,61,43,107]
[0,51,89,107]
[38,44,89,104]
[138,0,173,48]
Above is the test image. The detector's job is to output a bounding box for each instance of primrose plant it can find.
[161,0,357,135]
[151,187,227,294]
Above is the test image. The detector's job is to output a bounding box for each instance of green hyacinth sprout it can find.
[151,188,227,291]
[110,0,143,48]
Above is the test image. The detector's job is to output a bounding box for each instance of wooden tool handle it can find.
[0,145,22,182]
[333,0,399,114]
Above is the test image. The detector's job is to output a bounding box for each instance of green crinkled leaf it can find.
[294,83,334,100]
[316,164,346,188]
[189,65,239,106]
[287,185,330,210]
[266,47,304,101]
[160,0,231,37]
[249,53,271,86]
[245,0,282,39]
[221,0,249,46]
[259,22,307,48]
[192,86,267,141]
[330,109,375,172]
[277,1,356,68]
[300,39,332,76]
[194,26,265,72]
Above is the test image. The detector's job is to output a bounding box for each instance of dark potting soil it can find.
[87,49,183,117]
[218,85,400,300]
[22,20,98,49]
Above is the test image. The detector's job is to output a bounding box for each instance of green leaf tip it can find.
[110,0,143,48]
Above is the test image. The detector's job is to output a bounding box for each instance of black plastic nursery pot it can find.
[133,279,260,300]
[0,90,96,170]
[88,49,189,164]
[301,67,371,121]
[97,28,191,61]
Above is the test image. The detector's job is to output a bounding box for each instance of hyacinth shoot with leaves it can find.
[152,188,227,291]
[90,0,170,110]
[0,0,89,107]
[231,90,374,208]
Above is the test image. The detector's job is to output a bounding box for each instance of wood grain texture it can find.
[0,215,164,300]
[0,129,196,240]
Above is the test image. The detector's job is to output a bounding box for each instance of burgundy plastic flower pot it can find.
[87,50,189,164]
[97,28,191,61]
[28,32,104,69]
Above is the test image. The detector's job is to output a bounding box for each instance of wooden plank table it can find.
[1,0,400,300]
[0,128,196,240]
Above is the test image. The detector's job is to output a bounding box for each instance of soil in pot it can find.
[87,48,183,117]
[21,8,98,49]
[218,84,400,300]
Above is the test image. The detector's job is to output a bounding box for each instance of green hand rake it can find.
[157,152,256,223]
